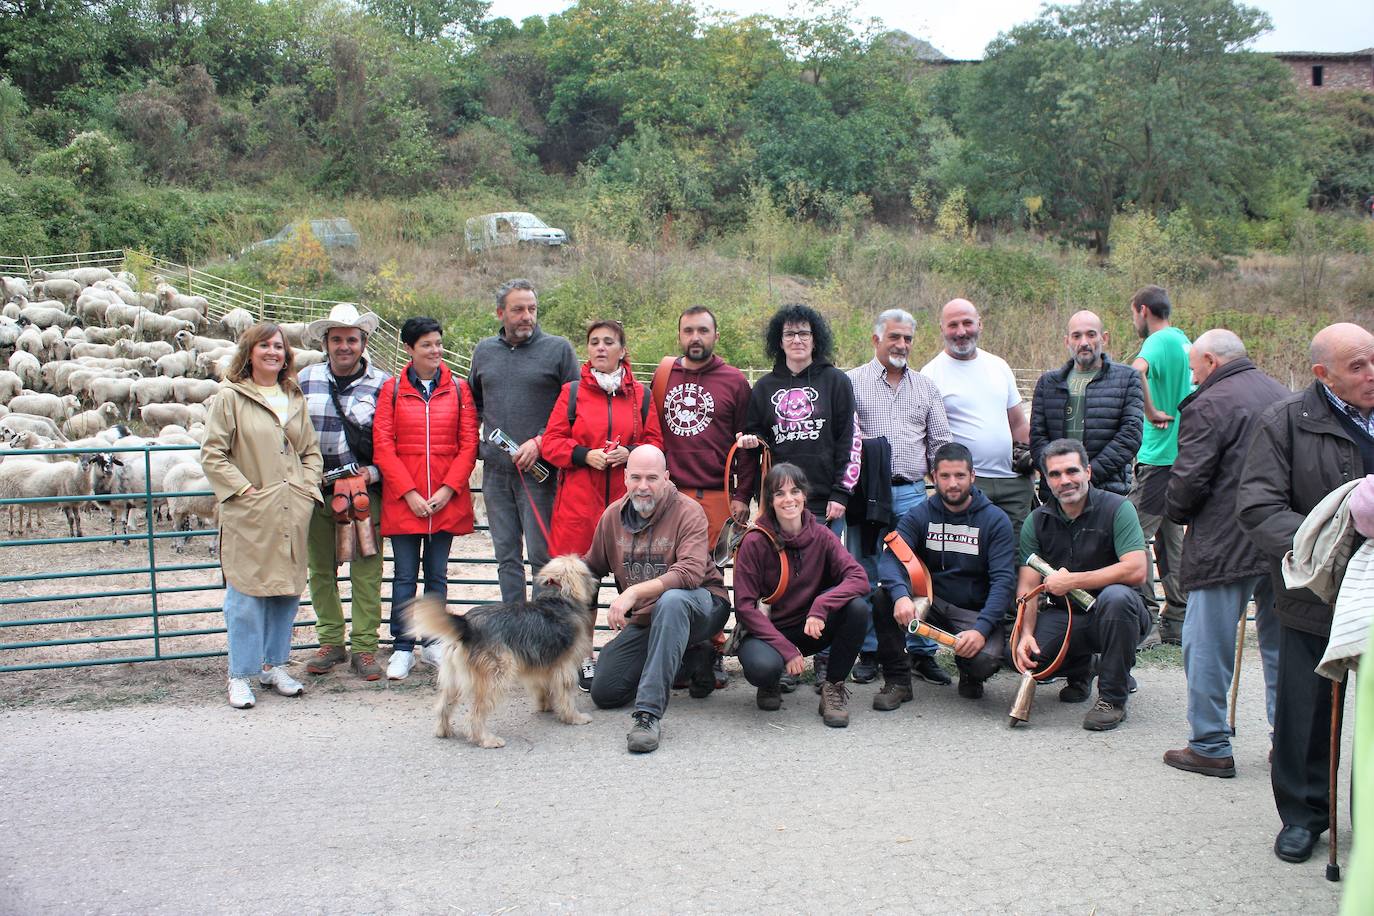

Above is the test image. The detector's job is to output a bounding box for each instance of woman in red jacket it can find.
[372,316,479,680]
[542,319,663,557]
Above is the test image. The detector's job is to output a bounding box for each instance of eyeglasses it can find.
[782,330,812,340]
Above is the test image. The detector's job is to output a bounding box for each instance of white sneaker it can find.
[259,666,304,697]
[387,649,415,680]
[228,677,256,709]
[420,643,445,668]
[578,656,596,692]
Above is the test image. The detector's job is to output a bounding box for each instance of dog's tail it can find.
[406,595,470,643]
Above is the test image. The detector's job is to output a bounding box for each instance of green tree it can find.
[950,0,1298,251]
[364,0,489,42]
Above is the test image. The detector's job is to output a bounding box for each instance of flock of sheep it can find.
[0,265,327,553]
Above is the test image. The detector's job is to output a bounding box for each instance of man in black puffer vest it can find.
[1013,439,1151,732]
[1030,310,1144,500]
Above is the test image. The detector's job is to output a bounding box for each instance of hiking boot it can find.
[259,665,304,697]
[387,649,415,681]
[1059,678,1092,703]
[1083,698,1127,731]
[850,652,879,684]
[306,644,347,674]
[713,652,728,689]
[756,683,783,711]
[350,652,383,681]
[778,673,799,693]
[818,681,851,728]
[910,652,951,686]
[578,656,596,692]
[627,711,661,753]
[227,677,256,709]
[872,680,913,711]
[1164,746,1236,778]
[957,672,984,700]
[686,645,716,699]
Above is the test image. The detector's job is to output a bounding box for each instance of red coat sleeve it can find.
[541,383,578,468]
[372,379,417,496]
[442,380,479,493]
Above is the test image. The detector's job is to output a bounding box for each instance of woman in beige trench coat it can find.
[201,323,323,709]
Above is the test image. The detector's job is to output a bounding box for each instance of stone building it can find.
[1272,50,1373,91]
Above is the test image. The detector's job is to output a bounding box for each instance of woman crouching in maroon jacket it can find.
[372,316,479,681]
[732,462,870,727]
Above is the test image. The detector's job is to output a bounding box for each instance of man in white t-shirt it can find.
[921,299,1035,539]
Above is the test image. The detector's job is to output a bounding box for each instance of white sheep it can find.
[31,278,81,305]
[103,302,144,328]
[164,308,208,331]
[15,325,44,359]
[131,376,176,408]
[33,266,114,287]
[172,377,220,404]
[71,342,119,360]
[134,311,195,342]
[8,350,41,389]
[8,393,80,422]
[38,326,69,362]
[115,339,174,360]
[0,454,98,536]
[164,461,219,554]
[0,369,22,401]
[89,377,140,419]
[64,402,122,439]
[18,304,73,331]
[217,308,255,340]
[196,349,235,381]
[140,402,207,431]
[0,412,66,441]
[280,322,308,348]
[80,326,127,345]
[293,347,325,368]
[76,287,118,324]
[174,330,232,354]
[2,276,31,302]
[155,283,210,316]
[0,318,18,350]
[95,437,198,540]
[154,350,198,378]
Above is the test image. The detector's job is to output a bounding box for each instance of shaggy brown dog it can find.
[408,554,598,748]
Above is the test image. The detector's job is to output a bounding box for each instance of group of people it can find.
[197,277,1374,868]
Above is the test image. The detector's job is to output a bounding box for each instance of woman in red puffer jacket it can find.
[541,319,663,557]
[372,316,479,680]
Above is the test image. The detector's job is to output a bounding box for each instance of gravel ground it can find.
[0,648,1347,915]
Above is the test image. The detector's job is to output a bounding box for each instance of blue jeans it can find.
[844,483,932,656]
[389,532,454,651]
[224,584,299,679]
[1182,574,1280,758]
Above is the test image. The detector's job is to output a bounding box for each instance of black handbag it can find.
[329,380,374,467]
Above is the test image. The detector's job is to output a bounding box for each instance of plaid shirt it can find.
[299,359,391,481]
[847,358,952,481]
[1324,383,1374,439]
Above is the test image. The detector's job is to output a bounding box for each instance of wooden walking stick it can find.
[1228,612,1246,736]
[1328,677,1344,883]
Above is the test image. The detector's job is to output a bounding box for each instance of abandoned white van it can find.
[464,212,567,251]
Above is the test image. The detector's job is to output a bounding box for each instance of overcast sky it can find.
[486,0,1373,60]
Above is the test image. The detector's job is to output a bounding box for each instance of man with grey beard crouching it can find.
[583,445,732,753]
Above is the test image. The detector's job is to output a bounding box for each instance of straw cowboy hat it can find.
[306,302,381,345]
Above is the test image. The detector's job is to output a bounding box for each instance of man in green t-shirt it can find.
[1013,439,1151,731]
[1128,285,1192,644]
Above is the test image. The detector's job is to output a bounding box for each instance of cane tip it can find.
[1326,864,1341,882]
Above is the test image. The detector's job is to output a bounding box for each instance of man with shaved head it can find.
[1030,310,1144,500]
[923,298,1035,538]
[582,445,732,753]
[1163,329,1288,779]
[1239,322,1374,863]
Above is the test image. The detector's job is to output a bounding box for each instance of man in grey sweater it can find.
[468,279,579,603]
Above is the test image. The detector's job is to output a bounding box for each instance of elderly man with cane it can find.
[1238,322,1374,869]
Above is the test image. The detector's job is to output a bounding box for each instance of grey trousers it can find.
[977,474,1035,542]
[591,589,732,718]
[482,462,556,604]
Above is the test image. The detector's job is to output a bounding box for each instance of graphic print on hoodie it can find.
[657,356,756,500]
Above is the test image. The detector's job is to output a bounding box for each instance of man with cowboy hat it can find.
[299,302,393,680]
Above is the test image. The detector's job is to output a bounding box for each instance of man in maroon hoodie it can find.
[585,445,732,754]
[658,306,758,541]
[658,306,757,690]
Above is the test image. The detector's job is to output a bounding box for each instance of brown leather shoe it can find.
[818,681,851,728]
[1163,747,1235,778]
[306,644,347,674]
